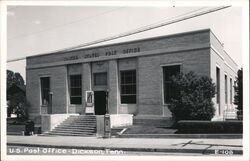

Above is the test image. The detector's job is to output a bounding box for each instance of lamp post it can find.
[48,92,53,114]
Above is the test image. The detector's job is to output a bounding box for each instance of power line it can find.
[125,7,208,33]
[7,6,231,63]
[47,6,231,53]
[8,6,126,40]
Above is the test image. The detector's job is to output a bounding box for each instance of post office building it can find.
[26,29,238,129]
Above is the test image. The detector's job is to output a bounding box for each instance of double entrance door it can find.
[94,91,108,115]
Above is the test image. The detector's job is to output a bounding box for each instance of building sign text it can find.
[63,47,141,62]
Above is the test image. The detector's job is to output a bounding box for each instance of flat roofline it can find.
[26,28,211,59]
[223,49,239,68]
[209,30,238,67]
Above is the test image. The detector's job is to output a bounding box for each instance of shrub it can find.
[7,120,35,135]
[234,68,243,120]
[168,72,216,122]
[176,120,243,134]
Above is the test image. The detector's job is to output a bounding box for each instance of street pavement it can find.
[6,135,242,155]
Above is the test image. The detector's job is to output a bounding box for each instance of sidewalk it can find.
[7,135,243,155]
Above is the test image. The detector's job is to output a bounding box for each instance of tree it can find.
[7,70,24,89]
[234,68,243,119]
[8,92,26,118]
[168,72,216,122]
[7,70,26,118]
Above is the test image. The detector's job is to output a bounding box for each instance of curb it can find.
[117,134,243,139]
[7,143,243,155]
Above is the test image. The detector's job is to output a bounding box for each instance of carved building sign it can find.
[123,47,140,54]
[63,47,141,62]
[63,56,79,61]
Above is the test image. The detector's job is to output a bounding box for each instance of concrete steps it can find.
[46,115,96,136]
[54,126,96,130]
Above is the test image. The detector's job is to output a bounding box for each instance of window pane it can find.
[121,86,126,94]
[163,65,180,104]
[225,75,228,104]
[216,67,220,104]
[70,97,82,104]
[121,95,136,104]
[230,78,232,104]
[125,74,133,84]
[70,75,82,104]
[94,72,107,86]
[132,85,136,93]
[75,79,81,86]
[120,70,136,104]
[121,72,124,84]
[71,88,82,96]
[41,77,50,105]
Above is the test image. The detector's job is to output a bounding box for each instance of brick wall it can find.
[137,49,210,116]
[108,60,118,114]
[26,66,68,124]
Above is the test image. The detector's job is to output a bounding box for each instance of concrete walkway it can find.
[7,135,242,155]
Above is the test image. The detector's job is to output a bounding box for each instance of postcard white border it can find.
[1,0,249,161]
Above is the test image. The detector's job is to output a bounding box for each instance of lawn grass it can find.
[123,125,177,134]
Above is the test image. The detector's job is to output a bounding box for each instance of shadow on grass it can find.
[123,125,177,134]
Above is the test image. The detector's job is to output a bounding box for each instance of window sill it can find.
[69,104,82,107]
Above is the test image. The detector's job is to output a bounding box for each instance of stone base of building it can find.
[211,116,224,121]
[133,115,174,127]
[92,114,134,137]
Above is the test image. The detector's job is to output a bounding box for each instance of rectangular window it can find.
[40,77,50,105]
[225,74,228,104]
[120,70,136,104]
[230,78,232,104]
[163,65,180,104]
[216,67,220,104]
[70,75,82,104]
[234,80,237,99]
[94,72,107,86]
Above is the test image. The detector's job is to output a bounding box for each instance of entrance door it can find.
[40,77,52,114]
[94,91,107,115]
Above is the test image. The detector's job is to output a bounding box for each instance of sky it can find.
[7,5,243,80]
